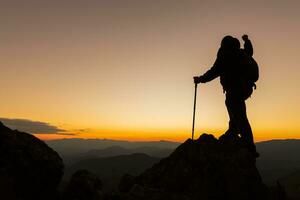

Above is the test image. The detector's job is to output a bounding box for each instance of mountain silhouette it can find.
[82,145,173,158]
[63,169,103,200]
[256,139,300,185]
[46,138,179,155]
[119,134,269,200]
[46,138,179,165]
[0,122,64,200]
[2,120,298,199]
[277,169,300,199]
[66,153,160,192]
[48,136,300,189]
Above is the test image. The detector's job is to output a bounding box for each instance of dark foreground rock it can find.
[0,122,64,200]
[63,169,103,200]
[120,133,269,200]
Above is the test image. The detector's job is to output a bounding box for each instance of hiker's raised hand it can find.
[193,76,202,84]
[242,34,249,41]
[193,76,200,84]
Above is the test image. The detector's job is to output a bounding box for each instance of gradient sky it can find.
[1,0,300,141]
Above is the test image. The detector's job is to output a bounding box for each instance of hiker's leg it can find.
[226,91,258,156]
[225,94,238,136]
[234,98,256,151]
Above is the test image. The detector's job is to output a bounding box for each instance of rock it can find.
[119,174,135,193]
[63,169,103,200]
[124,184,190,200]
[0,121,64,200]
[122,133,269,200]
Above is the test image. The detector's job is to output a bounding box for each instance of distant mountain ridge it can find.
[1,119,299,199]
[46,138,180,156]
[278,169,300,199]
[47,137,300,187]
[256,139,300,184]
[83,145,173,158]
[67,153,159,178]
[65,153,160,192]
[46,138,180,164]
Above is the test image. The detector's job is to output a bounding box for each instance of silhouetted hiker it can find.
[194,35,259,157]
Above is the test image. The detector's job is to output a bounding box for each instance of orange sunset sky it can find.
[1,0,300,142]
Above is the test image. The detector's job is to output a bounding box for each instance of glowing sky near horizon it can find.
[1,0,300,141]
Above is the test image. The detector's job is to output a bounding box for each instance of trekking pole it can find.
[192,83,198,140]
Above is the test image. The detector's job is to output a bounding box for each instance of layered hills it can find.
[1,121,299,199]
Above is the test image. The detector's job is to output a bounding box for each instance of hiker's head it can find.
[221,35,239,50]
[233,38,240,49]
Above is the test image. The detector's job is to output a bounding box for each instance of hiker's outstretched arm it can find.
[200,65,220,83]
[199,53,222,83]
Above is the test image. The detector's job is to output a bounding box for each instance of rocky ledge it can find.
[120,133,269,200]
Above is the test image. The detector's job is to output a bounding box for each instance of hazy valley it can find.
[46,138,300,195]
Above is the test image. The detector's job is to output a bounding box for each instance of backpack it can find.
[239,51,259,99]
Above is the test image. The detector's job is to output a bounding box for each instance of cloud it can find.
[0,118,68,134]
[73,128,90,133]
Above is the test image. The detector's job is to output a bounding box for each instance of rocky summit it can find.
[0,122,64,200]
[120,133,269,200]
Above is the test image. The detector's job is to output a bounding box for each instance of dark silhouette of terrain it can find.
[84,145,173,158]
[67,153,159,178]
[46,138,179,164]
[256,140,300,185]
[0,122,64,200]
[46,138,179,154]
[277,170,300,200]
[2,121,299,199]
[120,134,268,200]
[63,169,103,200]
[65,153,160,192]
[64,145,172,166]
[47,137,300,188]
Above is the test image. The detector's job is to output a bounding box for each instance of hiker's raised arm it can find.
[242,35,253,56]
